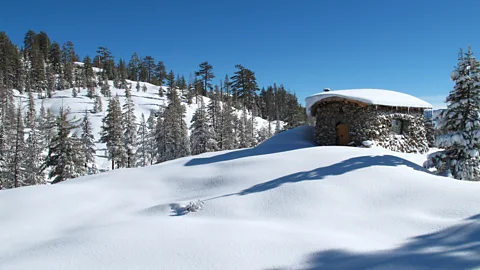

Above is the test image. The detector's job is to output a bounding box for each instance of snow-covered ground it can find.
[1,126,479,269]
[19,81,277,171]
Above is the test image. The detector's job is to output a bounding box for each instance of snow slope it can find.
[20,81,277,171]
[306,89,433,116]
[1,126,479,269]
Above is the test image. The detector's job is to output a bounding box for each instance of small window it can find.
[391,119,404,135]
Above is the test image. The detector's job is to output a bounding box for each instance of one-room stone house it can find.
[305,89,433,153]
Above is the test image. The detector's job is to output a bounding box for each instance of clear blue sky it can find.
[2,0,480,108]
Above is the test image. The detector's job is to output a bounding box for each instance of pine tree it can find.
[257,125,271,145]
[136,113,148,167]
[154,111,166,163]
[62,41,76,88]
[83,56,95,88]
[72,87,78,97]
[81,111,96,174]
[101,96,127,169]
[7,104,25,188]
[93,95,103,113]
[190,98,216,155]
[23,124,46,185]
[142,84,147,92]
[166,70,176,93]
[42,108,57,145]
[71,132,88,177]
[87,85,95,99]
[128,52,140,81]
[230,65,258,110]
[45,64,55,98]
[95,46,114,80]
[143,56,155,83]
[427,46,480,180]
[25,90,36,128]
[161,87,190,161]
[42,107,83,184]
[118,59,128,89]
[154,61,166,85]
[220,95,236,150]
[195,61,215,96]
[146,112,157,165]
[207,87,221,150]
[122,88,137,168]
[136,81,141,92]
[100,77,111,97]
[246,110,256,147]
[237,108,248,148]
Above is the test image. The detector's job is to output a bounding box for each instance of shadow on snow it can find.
[288,213,480,270]
[208,154,431,200]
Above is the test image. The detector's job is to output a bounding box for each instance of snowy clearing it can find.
[1,126,479,269]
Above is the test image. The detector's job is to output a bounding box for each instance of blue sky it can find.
[2,0,480,108]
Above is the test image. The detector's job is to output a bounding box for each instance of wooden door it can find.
[336,123,350,146]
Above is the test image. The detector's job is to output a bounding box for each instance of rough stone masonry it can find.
[313,101,429,153]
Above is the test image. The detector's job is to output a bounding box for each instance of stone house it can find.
[305,89,433,153]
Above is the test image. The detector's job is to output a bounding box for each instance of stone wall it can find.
[313,101,429,153]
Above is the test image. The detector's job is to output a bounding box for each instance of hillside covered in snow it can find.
[0,30,307,188]
[22,80,280,172]
[1,126,479,269]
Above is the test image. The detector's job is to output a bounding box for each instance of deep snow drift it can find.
[1,126,480,270]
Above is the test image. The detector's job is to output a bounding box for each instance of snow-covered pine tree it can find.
[190,98,215,155]
[257,125,271,145]
[118,59,128,89]
[100,96,127,169]
[83,56,96,89]
[122,88,137,168]
[23,124,46,186]
[72,132,88,177]
[248,105,257,147]
[154,111,166,163]
[146,112,157,165]
[142,84,147,92]
[80,111,97,174]
[207,87,221,150]
[427,46,480,180]
[42,107,83,184]
[136,113,148,167]
[162,87,190,161]
[93,95,103,113]
[6,103,25,188]
[100,77,111,97]
[87,86,95,99]
[72,87,78,97]
[136,81,141,92]
[42,108,57,146]
[220,96,236,150]
[237,107,248,148]
[25,90,36,128]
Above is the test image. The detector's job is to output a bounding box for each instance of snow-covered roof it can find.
[306,89,432,116]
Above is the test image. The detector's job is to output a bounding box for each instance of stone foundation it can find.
[314,101,429,153]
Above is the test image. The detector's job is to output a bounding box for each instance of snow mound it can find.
[1,126,480,269]
[306,89,433,116]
